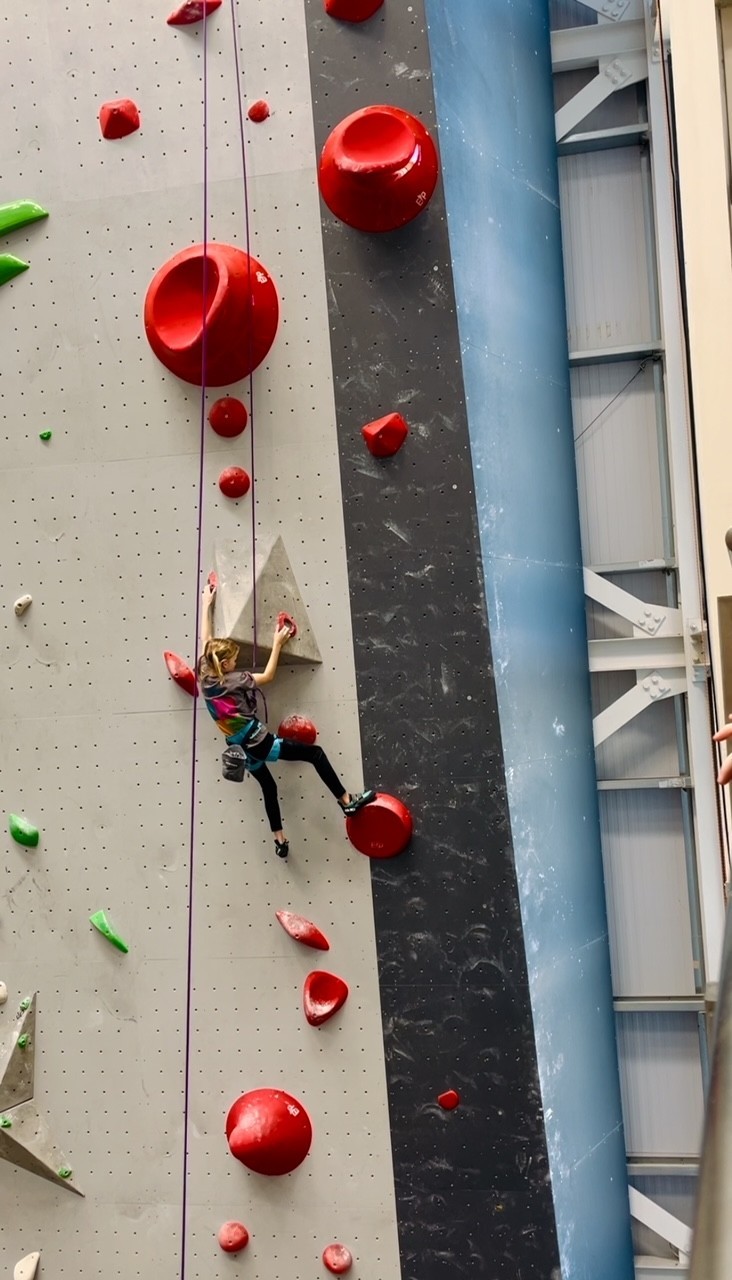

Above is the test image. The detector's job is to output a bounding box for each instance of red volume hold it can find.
[362,412,408,457]
[346,792,412,858]
[275,910,330,951]
[167,0,222,24]
[218,466,251,499]
[164,651,197,696]
[99,99,140,140]
[277,715,317,745]
[324,0,383,21]
[323,1243,354,1274]
[303,971,349,1027]
[226,1088,312,1175]
[318,105,438,233]
[208,397,248,438]
[144,243,279,386]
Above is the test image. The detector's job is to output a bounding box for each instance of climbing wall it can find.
[0,2,402,1275]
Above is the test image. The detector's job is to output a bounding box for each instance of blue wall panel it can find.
[425,2,635,1276]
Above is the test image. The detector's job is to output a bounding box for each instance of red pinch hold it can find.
[218,1222,249,1253]
[164,651,197,696]
[248,100,271,123]
[437,1089,460,1110]
[167,0,222,24]
[275,910,330,951]
[277,611,298,638]
[99,99,140,140]
[303,971,349,1027]
[362,412,409,457]
[218,466,251,499]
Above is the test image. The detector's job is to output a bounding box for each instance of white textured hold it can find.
[14,1253,41,1280]
[14,594,32,616]
[0,981,7,1005]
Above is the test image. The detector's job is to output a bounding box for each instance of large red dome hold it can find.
[318,105,439,233]
[144,243,279,386]
[226,1088,312,1176]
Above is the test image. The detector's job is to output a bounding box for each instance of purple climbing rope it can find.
[180,15,210,1280]
[229,0,259,671]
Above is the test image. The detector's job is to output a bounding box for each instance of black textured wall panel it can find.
[304,3,562,1277]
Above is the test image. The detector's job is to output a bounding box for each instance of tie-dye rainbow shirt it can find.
[198,667,267,744]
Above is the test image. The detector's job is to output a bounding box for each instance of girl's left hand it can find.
[202,582,216,607]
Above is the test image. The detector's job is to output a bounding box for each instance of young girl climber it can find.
[197,579,374,859]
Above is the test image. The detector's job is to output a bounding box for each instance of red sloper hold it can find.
[362,412,408,457]
[346,792,413,858]
[164,651,197,696]
[167,0,222,24]
[208,397,248,438]
[219,466,251,499]
[218,1222,249,1253]
[437,1089,460,1110]
[144,243,279,386]
[303,971,349,1027]
[99,99,140,140]
[277,714,317,745]
[318,105,439,233]
[277,611,298,638]
[247,100,271,123]
[323,1243,354,1274]
[324,0,383,21]
[275,910,330,951]
[226,1088,312,1175]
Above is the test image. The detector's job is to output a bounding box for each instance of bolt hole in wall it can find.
[0,1,404,1277]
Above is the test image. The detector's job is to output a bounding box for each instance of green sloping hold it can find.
[0,255,29,287]
[0,200,48,237]
[8,815,39,848]
[89,910,129,954]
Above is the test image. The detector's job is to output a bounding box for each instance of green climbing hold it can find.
[39,430,52,441]
[17,1035,29,1050]
[0,255,29,287]
[8,814,39,848]
[0,1115,12,1128]
[89,910,129,954]
[0,200,49,237]
[58,1166,73,1179]
[18,997,30,1011]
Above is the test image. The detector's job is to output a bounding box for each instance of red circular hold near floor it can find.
[208,396,248,437]
[248,99,270,122]
[278,714,317,744]
[217,1221,249,1253]
[144,243,279,386]
[322,1243,354,1274]
[345,792,413,858]
[318,105,438,232]
[324,0,383,21]
[226,1088,312,1175]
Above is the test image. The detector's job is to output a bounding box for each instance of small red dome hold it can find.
[217,1221,249,1253]
[144,243,279,386]
[278,714,317,745]
[437,1089,460,1110]
[248,99,271,123]
[362,412,409,457]
[303,971,349,1027]
[164,651,197,696]
[208,397,248,438]
[324,0,383,20]
[346,792,413,858]
[275,910,330,951]
[323,1243,354,1274]
[218,466,251,499]
[167,0,222,24]
[99,99,140,140]
[318,105,438,232]
[226,1088,312,1176]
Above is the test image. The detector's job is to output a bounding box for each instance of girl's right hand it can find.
[274,623,293,647]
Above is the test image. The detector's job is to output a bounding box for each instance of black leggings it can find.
[246,737,346,832]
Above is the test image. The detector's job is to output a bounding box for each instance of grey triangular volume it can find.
[0,995,36,1112]
[0,1100,83,1196]
[213,535,322,667]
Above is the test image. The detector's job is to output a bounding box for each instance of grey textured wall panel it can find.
[1,2,401,1277]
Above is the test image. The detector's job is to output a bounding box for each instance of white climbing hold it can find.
[14,1253,40,1280]
[14,595,32,616]
[0,982,7,1005]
